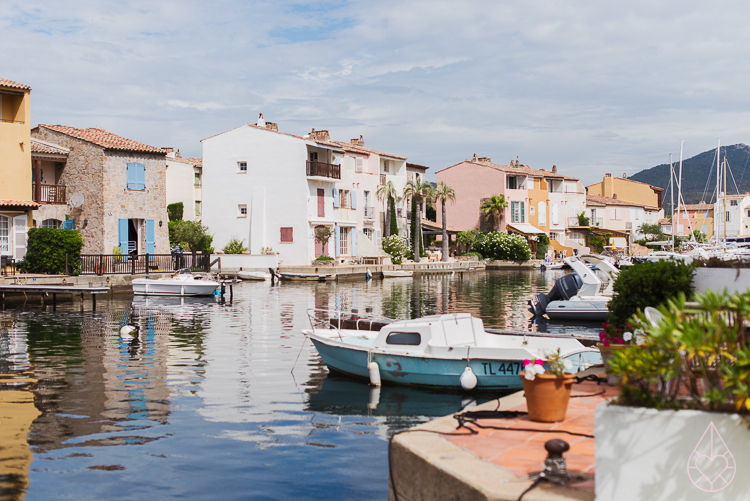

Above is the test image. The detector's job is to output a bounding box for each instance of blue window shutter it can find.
[62,219,74,230]
[137,164,145,190]
[119,218,129,257]
[351,191,357,209]
[521,202,525,223]
[333,188,340,208]
[146,219,155,254]
[351,228,357,256]
[335,226,340,257]
[127,163,146,189]
[127,164,136,189]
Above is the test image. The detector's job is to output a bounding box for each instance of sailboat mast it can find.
[723,155,727,243]
[717,139,721,244]
[670,154,675,251]
[678,141,684,244]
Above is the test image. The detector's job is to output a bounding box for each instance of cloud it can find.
[4,0,750,184]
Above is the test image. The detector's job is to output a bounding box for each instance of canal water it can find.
[0,270,599,500]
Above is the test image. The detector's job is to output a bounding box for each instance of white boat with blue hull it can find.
[304,310,600,391]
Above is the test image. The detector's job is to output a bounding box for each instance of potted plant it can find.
[596,290,750,499]
[520,349,576,422]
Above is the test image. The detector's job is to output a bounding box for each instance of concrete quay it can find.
[389,379,618,501]
[277,260,487,281]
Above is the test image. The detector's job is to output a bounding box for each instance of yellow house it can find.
[586,173,664,215]
[0,78,38,261]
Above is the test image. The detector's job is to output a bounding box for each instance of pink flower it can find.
[602,338,610,347]
[535,359,544,365]
[615,338,625,345]
[522,359,532,367]
[599,332,607,341]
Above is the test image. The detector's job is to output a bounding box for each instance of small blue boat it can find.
[303,311,600,391]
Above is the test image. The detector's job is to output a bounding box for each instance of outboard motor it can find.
[529,273,583,316]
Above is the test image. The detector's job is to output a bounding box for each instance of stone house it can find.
[31,125,169,255]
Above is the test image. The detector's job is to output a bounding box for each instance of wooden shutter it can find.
[280,227,293,242]
[146,219,155,254]
[317,189,325,217]
[13,216,27,260]
[351,227,357,256]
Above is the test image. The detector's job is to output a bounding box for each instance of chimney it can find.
[257,113,266,127]
[605,173,612,177]
[478,157,491,163]
[351,135,365,146]
[163,147,174,154]
[472,153,478,162]
[623,172,627,179]
[175,149,181,158]
[613,193,618,199]
[552,165,557,173]
[265,122,278,131]
[311,129,330,141]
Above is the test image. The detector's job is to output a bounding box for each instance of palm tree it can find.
[404,179,434,262]
[480,194,509,231]
[433,182,456,262]
[377,180,398,238]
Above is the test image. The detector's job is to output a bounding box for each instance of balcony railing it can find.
[306,161,341,179]
[568,217,584,226]
[364,206,375,219]
[32,183,66,204]
[593,218,604,227]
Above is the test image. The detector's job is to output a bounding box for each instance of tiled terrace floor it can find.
[443,380,620,492]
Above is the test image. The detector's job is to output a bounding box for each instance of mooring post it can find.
[92,293,96,310]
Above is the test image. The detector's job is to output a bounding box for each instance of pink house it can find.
[436,155,540,232]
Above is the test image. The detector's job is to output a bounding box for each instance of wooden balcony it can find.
[32,183,66,204]
[306,161,341,180]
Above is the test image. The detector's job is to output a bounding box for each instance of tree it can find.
[389,196,398,236]
[167,202,184,222]
[480,195,508,231]
[433,182,456,262]
[404,179,434,263]
[315,226,333,256]
[691,229,706,243]
[377,181,398,238]
[638,222,665,242]
[174,221,214,255]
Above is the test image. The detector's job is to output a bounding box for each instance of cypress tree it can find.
[389,196,398,236]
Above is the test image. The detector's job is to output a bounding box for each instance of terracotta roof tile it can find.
[37,125,164,154]
[683,202,713,211]
[0,79,30,91]
[329,141,406,160]
[0,200,39,208]
[407,162,430,171]
[586,194,658,210]
[31,138,69,156]
[168,156,202,167]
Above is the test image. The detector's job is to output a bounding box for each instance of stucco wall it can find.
[437,162,506,231]
[0,88,31,202]
[166,158,199,220]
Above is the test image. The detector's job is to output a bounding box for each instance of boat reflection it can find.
[304,373,508,418]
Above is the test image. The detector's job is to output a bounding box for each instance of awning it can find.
[506,223,546,235]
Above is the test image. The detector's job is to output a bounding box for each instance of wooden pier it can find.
[0,284,110,309]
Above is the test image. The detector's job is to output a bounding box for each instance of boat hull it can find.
[310,338,525,390]
[237,271,271,281]
[382,270,413,278]
[544,300,608,321]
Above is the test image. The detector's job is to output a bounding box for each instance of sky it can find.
[4,0,750,184]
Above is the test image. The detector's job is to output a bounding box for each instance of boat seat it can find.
[330,318,391,331]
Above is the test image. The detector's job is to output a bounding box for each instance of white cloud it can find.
[4,0,750,184]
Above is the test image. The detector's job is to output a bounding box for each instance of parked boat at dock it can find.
[303,309,600,391]
[132,269,220,296]
[237,270,271,281]
[528,254,618,321]
[279,272,337,282]
[382,270,414,278]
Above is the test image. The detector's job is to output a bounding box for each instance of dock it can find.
[0,283,110,308]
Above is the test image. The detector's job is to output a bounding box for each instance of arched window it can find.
[0,216,8,254]
[42,219,62,229]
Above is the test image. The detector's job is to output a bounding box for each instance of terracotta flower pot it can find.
[520,373,576,422]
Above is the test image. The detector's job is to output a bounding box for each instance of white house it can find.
[715,193,750,238]
[201,116,409,266]
[165,150,202,221]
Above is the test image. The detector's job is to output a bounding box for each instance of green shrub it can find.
[223,236,247,254]
[173,221,214,254]
[607,259,695,328]
[167,202,184,222]
[588,234,609,253]
[17,228,84,275]
[315,255,334,261]
[536,233,550,259]
[471,232,531,261]
[460,251,483,259]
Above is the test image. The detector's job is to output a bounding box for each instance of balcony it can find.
[32,183,66,204]
[568,217,587,227]
[593,218,604,227]
[364,206,375,219]
[306,161,340,180]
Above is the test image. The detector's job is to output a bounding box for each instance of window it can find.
[363,228,374,240]
[386,332,421,345]
[195,201,202,216]
[238,204,247,217]
[41,219,61,229]
[339,189,351,209]
[511,201,525,223]
[339,227,350,255]
[530,206,535,216]
[550,232,559,241]
[356,158,363,173]
[731,200,738,206]
[126,163,145,190]
[194,173,202,187]
[383,160,389,173]
[727,211,731,222]
[280,227,293,242]
[0,216,8,253]
[507,176,517,190]
[238,161,247,172]
[706,211,711,218]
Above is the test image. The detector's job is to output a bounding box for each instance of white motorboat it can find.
[303,309,600,390]
[132,269,220,296]
[279,272,337,282]
[382,270,414,278]
[237,270,271,281]
[528,254,618,321]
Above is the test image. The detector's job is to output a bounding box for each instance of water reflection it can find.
[0,270,599,500]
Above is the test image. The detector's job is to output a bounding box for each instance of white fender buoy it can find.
[368,387,381,410]
[366,268,372,280]
[368,362,381,387]
[460,366,477,390]
[119,324,138,340]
